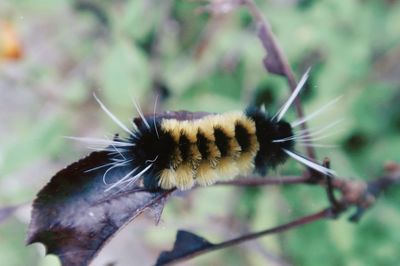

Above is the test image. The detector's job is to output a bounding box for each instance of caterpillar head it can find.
[266,119,295,166]
[247,68,335,177]
[245,107,294,174]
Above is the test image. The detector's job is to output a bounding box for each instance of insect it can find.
[72,69,339,191]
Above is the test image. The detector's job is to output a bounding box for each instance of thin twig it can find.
[322,159,343,218]
[160,207,331,266]
[154,2,400,265]
[157,165,400,265]
[215,175,309,186]
[242,0,316,160]
[214,208,330,249]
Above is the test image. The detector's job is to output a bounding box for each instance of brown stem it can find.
[214,175,309,186]
[214,208,330,248]
[242,0,316,160]
[157,168,400,265]
[162,208,331,265]
[322,159,342,216]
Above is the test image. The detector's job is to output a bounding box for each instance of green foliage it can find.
[1,0,399,265]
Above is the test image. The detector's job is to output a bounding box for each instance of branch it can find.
[156,208,331,266]
[331,162,400,222]
[215,175,308,186]
[242,0,316,160]
[210,208,330,249]
[214,163,400,222]
[156,163,400,265]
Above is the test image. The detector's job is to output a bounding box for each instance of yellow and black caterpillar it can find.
[93,71,335,191]
[127,108,293,190]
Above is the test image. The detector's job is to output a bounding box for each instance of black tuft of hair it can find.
[197,131,210,159]
[235,123,252,153]
[178,134,191,162]
[128,117,175,190]
[213,128,230,157]
[245,106,294,175]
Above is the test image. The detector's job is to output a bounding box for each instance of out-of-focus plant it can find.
[1,0,400,265]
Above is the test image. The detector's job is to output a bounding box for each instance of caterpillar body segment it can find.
[124,108,294,190]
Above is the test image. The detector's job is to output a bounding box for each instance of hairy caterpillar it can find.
[75,70,337,191]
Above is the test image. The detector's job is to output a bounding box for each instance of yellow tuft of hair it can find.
[235,117,259,174]
[217,158,239,179]
[236,114,256,133]
[159,111,260,189]
[236,153,255,174]
[158,168,177,189]
[179,120,203,170]
[179,120,197,143]
[197,116,216,141]
[228,138,242,160]
[212,113,238,137]
[207,142,221,167]
[196,163,218,186]
[175,163,195,190]
[161,119,181,142]
[214,112,243,160]
[170,147,183,169]
[188,145,202,169]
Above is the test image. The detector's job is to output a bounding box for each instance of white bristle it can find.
[94,94,134,135]
[273,68,310,122]
[283,149,336,176]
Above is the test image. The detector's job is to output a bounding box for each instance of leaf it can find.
[155,230,214,266]
[101,40,150,106]
[145,195,168,225]
[258,24,285,76]
[27,151,172,266]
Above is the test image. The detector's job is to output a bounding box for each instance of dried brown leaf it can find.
[27,151,172,266]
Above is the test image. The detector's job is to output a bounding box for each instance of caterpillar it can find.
[75,70,337,191]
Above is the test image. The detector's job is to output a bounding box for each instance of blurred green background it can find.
[1,0,400,265]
